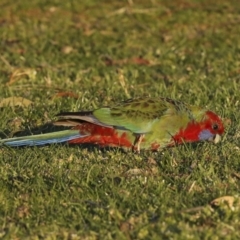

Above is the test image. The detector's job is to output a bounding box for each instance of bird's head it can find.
[173,110,224,144]
[197,110,224,143]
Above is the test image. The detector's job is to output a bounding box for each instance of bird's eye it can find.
[212,123,219,130]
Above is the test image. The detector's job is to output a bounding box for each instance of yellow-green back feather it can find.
[93,98,205,134]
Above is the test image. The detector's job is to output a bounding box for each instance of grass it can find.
[0,0,240,239]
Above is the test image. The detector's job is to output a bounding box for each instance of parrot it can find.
[0,97,224,152]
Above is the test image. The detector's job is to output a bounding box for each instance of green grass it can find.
[0,0,240,239]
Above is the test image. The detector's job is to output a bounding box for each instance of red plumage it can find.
[69,123,132,148]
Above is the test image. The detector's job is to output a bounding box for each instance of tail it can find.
[0,122,132,148]
[0,130,82,147]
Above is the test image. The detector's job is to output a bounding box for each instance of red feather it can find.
[69,123,132,148]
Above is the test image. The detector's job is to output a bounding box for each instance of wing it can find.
[55,98,202,135]
[93,98,180,134]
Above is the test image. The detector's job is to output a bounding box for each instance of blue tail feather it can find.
[0,130,85,147]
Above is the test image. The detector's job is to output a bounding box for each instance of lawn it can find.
[0,0,240,239]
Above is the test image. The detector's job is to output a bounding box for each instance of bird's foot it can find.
[132,134,144,154]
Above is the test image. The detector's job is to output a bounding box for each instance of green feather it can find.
[93,97,205,134]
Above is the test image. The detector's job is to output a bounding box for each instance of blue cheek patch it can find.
[198,129,214,141]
